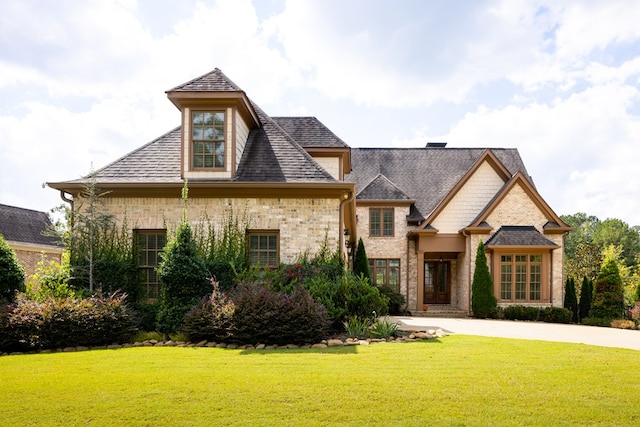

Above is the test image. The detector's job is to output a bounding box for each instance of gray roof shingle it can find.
[357,174,412,200]
[484,225,559,247]
[167,68,243,92]
[0,204,61,247]
[271,117,349,149]
[346,147,530,219]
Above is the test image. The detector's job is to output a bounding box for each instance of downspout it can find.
[59,190,74,225]
[339,190,355,268]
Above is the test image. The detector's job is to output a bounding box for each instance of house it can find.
[48,68,571,313]
[0,204,64,280]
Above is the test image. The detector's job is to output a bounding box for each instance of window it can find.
[192,111,225,168]
[499,254,543,302]
[369,259,400,292]
[248,231,279,267]
[369,208,394,237]
[136,231,166,302]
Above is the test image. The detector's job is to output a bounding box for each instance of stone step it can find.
[410,306,468,318]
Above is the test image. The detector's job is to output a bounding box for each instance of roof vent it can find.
[426,142,447,148]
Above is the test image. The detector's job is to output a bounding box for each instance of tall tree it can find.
[593,219,640,268]
[563,277,578,323]
[590,256,625,320]
[578,276,593,322]
[353,237,371,281]
[471,240,497,318]
[0,233,25,302]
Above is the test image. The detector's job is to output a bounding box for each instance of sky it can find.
[1,0,639,226]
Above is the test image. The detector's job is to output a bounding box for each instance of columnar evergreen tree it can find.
[563,277,578,323]
[0,233,25,302]
[578,276,592,322]
[590,257,625,320]
[353,237,371,281]
[156,183,210,335]
[471,240,497,318]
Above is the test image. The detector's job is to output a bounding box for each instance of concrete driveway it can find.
[392,316,640,351]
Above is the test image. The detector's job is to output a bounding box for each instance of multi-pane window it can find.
[499,254,543,302]
[192,111,225,168]
[369,208,394,237]
[248,231,279,267]
[136,231,166,302]
[369,259,400,292]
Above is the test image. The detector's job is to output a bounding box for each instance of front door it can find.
[423,261,450,304]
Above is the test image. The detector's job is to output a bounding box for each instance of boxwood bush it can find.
[503,305,572,324]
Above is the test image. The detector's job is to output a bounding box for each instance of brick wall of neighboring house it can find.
[82,196,342,263]
[10,243,63,282]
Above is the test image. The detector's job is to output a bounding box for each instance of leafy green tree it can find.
[563,277,578,323]
[0,233,25,302]
[471,240,497,318]
[593,219,640,268]
[590,256,625,320]
[565,242,601,284]
[578,276,592,322]
[561,212,599,259]
[353,237,371,281]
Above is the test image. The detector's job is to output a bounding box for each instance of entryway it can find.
[423,261,450,304]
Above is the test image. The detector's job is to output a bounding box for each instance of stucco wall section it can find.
[95,196,341,263]
[432,162,506,233]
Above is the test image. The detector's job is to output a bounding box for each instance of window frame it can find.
[497,252,544,303]
[369,258,401,292]
[247,230,280,268]
[135,230,166,302]
[369,208,394,237]
[191,109,226,170]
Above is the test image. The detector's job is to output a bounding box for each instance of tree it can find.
[0,233,25,302]
[471,240,497,318]
[565,242,601,284]
[563,277,578,323]
[578,276,592,322]
[156,183,210,335]
[593,219,640,268]
[353,237,371,281]
[561,212,599,259]
[590,256,625,320]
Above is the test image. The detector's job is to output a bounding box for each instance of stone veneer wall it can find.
[94,196,342,263]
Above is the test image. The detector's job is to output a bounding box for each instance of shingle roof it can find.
[0,204,61,247]
[167,68,243,92]
[484,226,559,247]
[346,147,530,219]
[271,117,349,149]
[357,174,412,201]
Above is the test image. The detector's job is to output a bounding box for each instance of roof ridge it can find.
[166,68,243,92]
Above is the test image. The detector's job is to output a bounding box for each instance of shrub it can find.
[377,285,406,315]
[369,316,400,339]
[5,292,136,350]
[0,303,19,352]
[581,317,613,327]
[132,302,160,332]
[610,319,636,330]
[541,307,572,324]
[181,283,235,343]
[156,221,210,335]
[563,277,578,323]
[231,281,329,345]
[578,276,593,322]
[353,238,371,281]
[471,241,497,318]
[590,258,625,320]
[630,302,640,324]
[26,253,76,302]
[0,233,25,303]
[343,315,370,338]
[503,305,541,321]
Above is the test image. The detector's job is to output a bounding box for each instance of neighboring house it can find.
[0,204,64,280]
[48,68,571,313]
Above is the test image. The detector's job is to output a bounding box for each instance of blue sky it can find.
[1,0,639,226]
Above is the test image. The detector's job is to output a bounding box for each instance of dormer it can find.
[166,69,260,180]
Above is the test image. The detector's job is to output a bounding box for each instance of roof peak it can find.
[166,68,243,92]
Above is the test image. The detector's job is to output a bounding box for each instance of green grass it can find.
[1,335,639,426]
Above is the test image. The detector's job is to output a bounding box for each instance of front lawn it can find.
[1,335,638,426]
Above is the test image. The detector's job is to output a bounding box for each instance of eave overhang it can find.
[166,90,260,129]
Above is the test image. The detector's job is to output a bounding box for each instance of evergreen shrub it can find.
[590,258,625,320]
[471,241,497,318]
[503,305,541,321]
[541,307,572,324]
[0,233,25,303]
[181,283,235,343]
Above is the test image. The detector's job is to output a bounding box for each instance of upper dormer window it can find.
[192,110,225,169]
